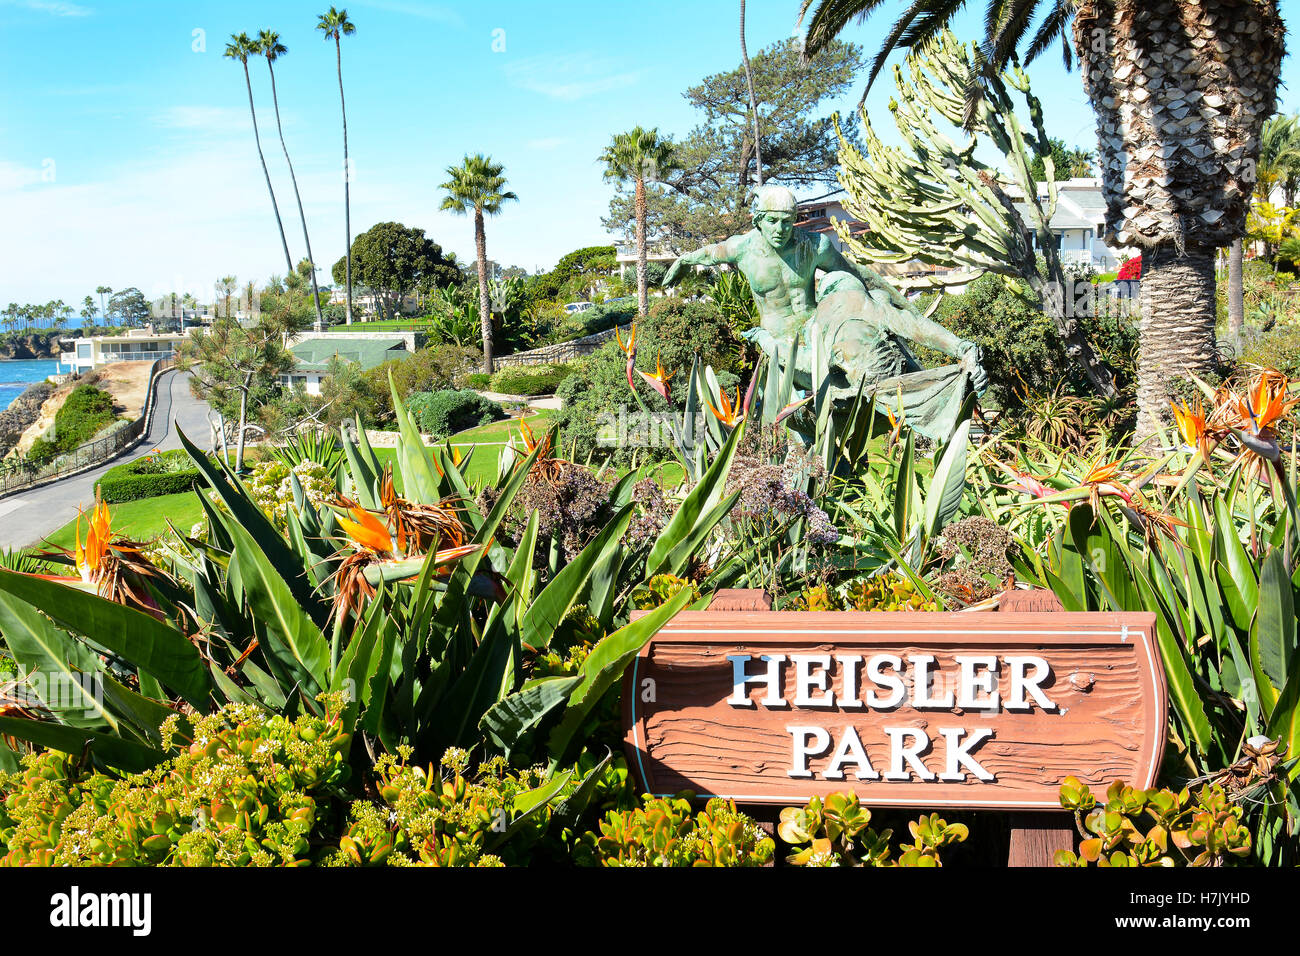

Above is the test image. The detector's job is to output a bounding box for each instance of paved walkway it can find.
[476,391,562,411]
[0,369,210,550]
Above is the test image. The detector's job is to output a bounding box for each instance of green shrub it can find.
[465,372,491,389]
[52,384,118,448]
[1236,324,1300,379]
[552,296,744,466]
[934,272,1138,412]
[407,389,505,438]
[578,299,637,337]
[777,793,968,867]
[0,703,353,866]
[97,449,199,502]
[575,795,774,867]
[489,363,573,396]
[355,345,484,424]
[1055,777,1252,867]
[26,384,121,463]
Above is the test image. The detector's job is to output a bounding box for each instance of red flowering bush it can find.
[1117,256,1141,281]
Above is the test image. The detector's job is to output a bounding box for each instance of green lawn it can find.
[44,491,205,549]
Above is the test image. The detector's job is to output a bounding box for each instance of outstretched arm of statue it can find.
[662,237,740,287]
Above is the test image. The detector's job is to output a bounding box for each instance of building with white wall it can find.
[59,328,187,374]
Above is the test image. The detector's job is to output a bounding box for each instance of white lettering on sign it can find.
[728,654,786,707]
[792,654,833,706]
[724,653,1054,784]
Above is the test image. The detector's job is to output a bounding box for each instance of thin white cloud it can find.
[0,0,92,16]
[505,54,640,101]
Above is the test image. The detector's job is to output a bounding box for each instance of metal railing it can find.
[0,358,173,497]
[99,349,177,364]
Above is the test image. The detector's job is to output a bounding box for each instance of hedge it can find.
[406,389,505,438]
[488,363,572,396]
[97,449,200,502]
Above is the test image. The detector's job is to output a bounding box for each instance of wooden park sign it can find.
[623,605,1164,811]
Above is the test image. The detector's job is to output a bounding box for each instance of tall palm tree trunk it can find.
[242,62,294,276]
[635,177,649,317]
[1228,238,1245,339]
[267,63,326,332]
[335,36,353,326]
[1073,0,1283,439]
[475,208,493,375]
[739,0,762,188]
[1135,244,1218,436]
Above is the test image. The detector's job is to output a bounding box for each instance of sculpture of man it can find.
[663,185,987,440]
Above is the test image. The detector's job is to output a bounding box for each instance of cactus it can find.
[834,30,1116,398]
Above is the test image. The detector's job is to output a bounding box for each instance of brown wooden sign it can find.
[623,610,1165,810]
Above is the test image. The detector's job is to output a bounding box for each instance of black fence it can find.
[0,358,172,497]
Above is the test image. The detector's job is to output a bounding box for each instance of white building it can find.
[1015,178,1131,273]
[59,327,187,374]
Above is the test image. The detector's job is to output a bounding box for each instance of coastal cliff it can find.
[0,333,65,360]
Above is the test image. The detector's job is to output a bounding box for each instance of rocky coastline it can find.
[0,382,55,458]
[0,333,64,360]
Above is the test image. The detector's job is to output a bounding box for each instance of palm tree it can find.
[739,0,762,188]
[224,33,295,277]
[255,30,325,332]
[1259,113,1300,208]
[439,154,518,374]
[95,285,111,319]
[317,7,357,326]
[797,0,1286,437]
[600,127,681,319]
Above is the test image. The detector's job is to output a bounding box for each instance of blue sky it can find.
[2,0,1298,307]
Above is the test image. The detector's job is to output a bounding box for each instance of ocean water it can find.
[0,359,60,411]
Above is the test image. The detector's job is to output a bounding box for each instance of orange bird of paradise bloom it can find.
[616,323,637,391]
[636,352,676,401]
[336,501,397,555]
[1171,397,1215,457]
[74,500,114,583]
[707,386,746,428]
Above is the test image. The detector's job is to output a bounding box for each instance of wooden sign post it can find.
[623,602,1164,864]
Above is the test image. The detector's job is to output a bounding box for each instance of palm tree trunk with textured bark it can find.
[1134,244,1219,436]
[1073,0,1283,440]
[635,177,649,318]
[475,207,493,375]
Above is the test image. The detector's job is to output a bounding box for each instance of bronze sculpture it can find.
[664,185,987,440]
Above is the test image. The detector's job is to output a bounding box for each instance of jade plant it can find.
[1055,776,1253,867]
[777,792,968,867]
[577,795,774,867]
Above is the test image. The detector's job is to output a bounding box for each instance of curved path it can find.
[0,369,211,549]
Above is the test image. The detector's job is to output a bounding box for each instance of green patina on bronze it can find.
[664,185,988,440]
